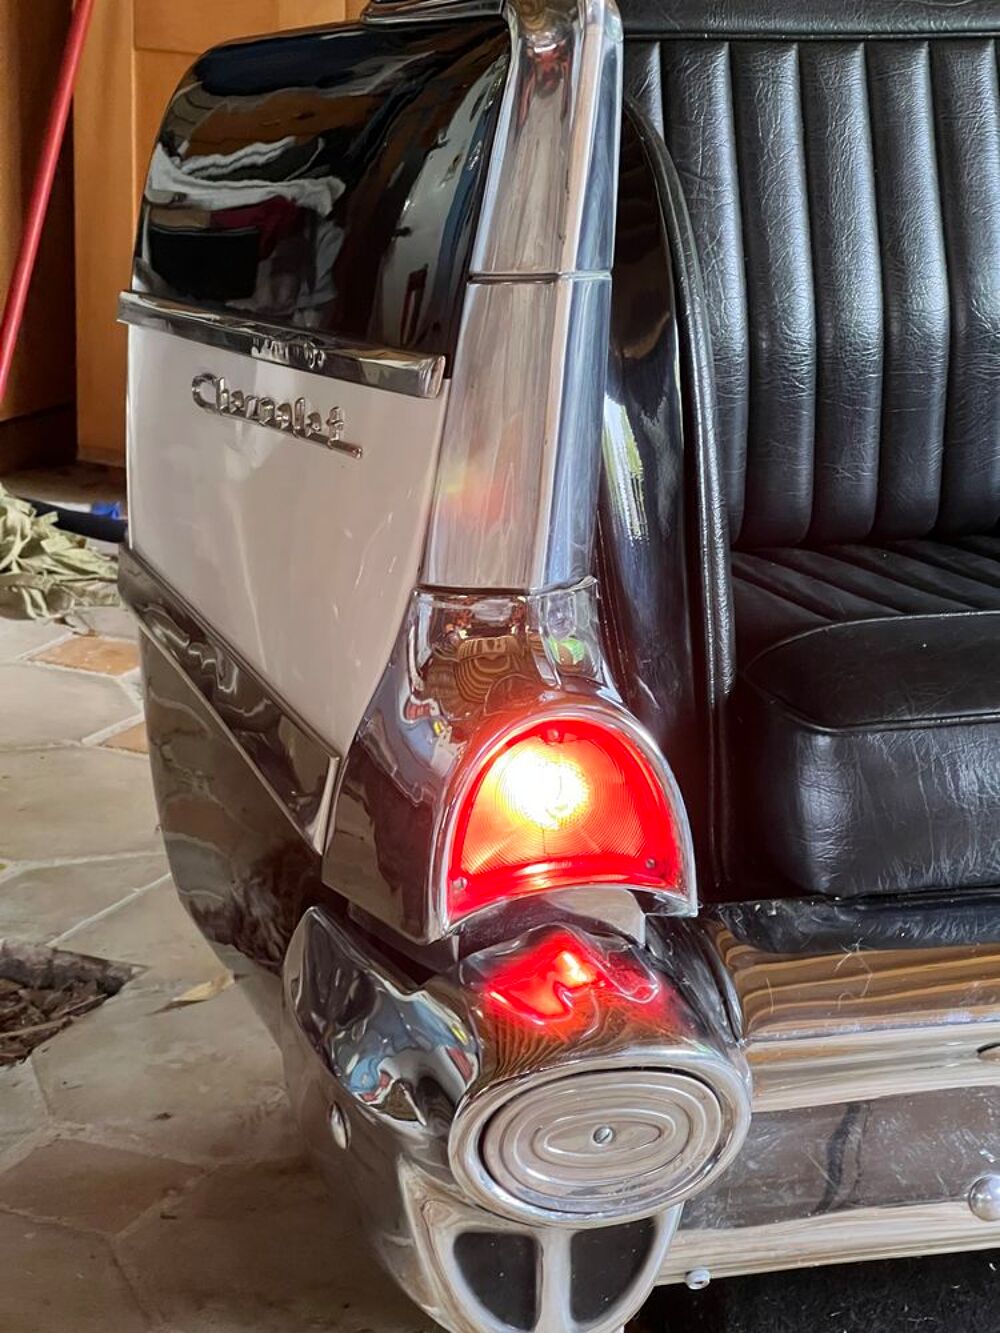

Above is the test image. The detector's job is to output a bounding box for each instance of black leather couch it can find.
[621,1,1000,900]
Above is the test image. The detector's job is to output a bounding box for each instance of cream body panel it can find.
[127,326,448,754]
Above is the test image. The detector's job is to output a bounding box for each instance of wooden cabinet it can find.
[0,1,75,470]
[74,0,364,465]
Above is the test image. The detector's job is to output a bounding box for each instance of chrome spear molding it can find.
[423,0,623,592]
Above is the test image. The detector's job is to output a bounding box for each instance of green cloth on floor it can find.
[0,484,119,620]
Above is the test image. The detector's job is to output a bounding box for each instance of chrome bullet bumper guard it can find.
[281,906,750,1332]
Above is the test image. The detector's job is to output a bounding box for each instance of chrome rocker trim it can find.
[119,545,340,852]
[118,292,446,399]
[663,1200,1000,1287]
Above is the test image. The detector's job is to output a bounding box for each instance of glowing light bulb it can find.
[497,742,590,832]
[552,949,597,989]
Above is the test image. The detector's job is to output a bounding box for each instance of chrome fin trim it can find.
[471,0,622,278]
[118,293,446,399]
[119,545,340,851]
[422,0,624,591]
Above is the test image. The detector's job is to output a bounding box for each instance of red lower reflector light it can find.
[483,931,661,1026]
[448,717,682,918]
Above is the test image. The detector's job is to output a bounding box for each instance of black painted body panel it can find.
[142,635,328,1025]
[135,19,509,360]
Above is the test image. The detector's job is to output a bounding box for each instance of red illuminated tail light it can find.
[445,715,687,920]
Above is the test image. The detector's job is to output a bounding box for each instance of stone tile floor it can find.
[0,610,441,1333]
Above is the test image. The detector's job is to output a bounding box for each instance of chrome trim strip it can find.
[424,275,612,590]
[363,0,504,20]
[118,293,446,399]
[472,0,623,278]
[469,270,610,284]
[119,545,341,852]
[661,1201,1000,1285]
[705,923,1000,1111]
[422,0,623,590]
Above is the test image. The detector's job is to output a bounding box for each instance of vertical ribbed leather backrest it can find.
[624,22,1000,548]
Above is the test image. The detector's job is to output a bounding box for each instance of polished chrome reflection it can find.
[401,1159,679,1333]
[282,906,738,1330]
[120,546,339,851]
[702,918,1000,1111]
[448,922,750,1226]
[134,20,510,364]
[472,0,623,277]
[425,274,612,589]
[681,1083,1000,1233]
[969,1175,1000,1223]
[120,294,445,398]
[423,0,624,592]
[325,578,696,944]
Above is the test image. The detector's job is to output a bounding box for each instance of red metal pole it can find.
[0,0,96,406]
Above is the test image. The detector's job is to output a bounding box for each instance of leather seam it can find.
[743,605,998,659]
[625,32,1000,44]
[732,554,898,618]
[749,549,917,614]
[740,672,1000,736]
[732,563,836,620]
[741,609,1000,730]
[888,540,1000,591]
[861,37,888,545]
[785,545,977,612]
[827,544,1000,607]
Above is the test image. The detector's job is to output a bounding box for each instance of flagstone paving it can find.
[0,613,442,1333]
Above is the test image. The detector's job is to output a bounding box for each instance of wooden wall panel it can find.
[135,49,196,185]
[135,0,286,55]
[0,1,75,427]
[74,0,136,465]
[75,0,357,465]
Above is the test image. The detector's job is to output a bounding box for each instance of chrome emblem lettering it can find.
[191,373,361,458]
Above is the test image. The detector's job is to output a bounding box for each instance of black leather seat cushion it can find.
[732,540,1000,896]
[622,5,1000,898]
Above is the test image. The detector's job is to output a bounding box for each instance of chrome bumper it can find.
[281,904,1000,1330]
[281,907,749,1332]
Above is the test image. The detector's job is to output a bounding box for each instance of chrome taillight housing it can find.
[325,581,697,943]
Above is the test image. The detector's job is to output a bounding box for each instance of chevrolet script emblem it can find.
[191,373,361,458]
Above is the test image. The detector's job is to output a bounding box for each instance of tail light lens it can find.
[446,716,685,920]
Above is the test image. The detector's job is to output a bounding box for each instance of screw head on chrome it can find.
[685,1268,712,1291]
